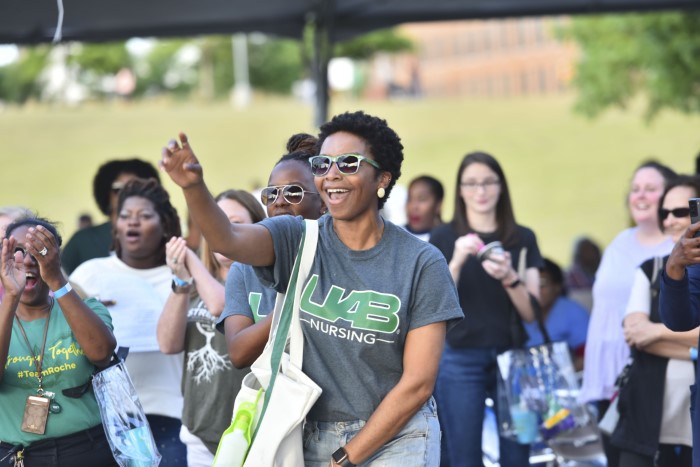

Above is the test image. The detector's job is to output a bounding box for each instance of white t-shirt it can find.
[625,267,693,446]
[70,255,184,419]
[580,227,673,402]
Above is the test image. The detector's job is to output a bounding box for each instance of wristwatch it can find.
[506,278,521,289]
[331,447,355,466]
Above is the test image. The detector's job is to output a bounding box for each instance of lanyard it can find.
[15,299,53,394]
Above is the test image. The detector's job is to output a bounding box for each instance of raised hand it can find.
[166,237,191,281]
[0,237,26,297]
[666,222,700,280]
[160,132,204,189]
[24,225,64,290]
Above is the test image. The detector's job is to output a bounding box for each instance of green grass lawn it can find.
[2,94,699,267]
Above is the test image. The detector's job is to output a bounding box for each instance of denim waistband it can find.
[0,424,105,452]
[306,396,438,434]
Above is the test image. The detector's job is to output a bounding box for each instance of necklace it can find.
[15,297,54,393]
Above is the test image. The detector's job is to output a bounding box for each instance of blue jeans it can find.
[147,415,187,466]
[434,346,530,467]
[303,397,440,466]
[0,425,117,467]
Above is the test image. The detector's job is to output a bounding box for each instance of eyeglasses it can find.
[660,207,690,220]
[309,154,381,177]
[460,179,500,191]
[260,185,317,206]
[111,182,126,194]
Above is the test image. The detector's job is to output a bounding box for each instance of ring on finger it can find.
[38,247,48,257]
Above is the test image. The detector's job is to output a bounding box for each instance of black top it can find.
[430,223,543,348]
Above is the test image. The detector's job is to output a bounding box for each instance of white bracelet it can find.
[53,282,73,299]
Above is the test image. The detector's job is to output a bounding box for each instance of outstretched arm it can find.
[159,132,274,266]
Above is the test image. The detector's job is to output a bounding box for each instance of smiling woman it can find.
[160,111,463,466]
[69,178,188,466]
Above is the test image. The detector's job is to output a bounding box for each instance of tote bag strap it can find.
[255,219,318,432]
[252,220,318,373]
[289,219,318,366]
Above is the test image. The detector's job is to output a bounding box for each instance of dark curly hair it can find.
[278,133,318,164]
[112,178,180,263]
[316,111,403,209]
[5,215,63,247]
[93,158,161,216]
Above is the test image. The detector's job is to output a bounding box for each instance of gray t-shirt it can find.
[256,215,463,422]
[217,262,278,334]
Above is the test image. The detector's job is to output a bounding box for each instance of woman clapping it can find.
[0,217,116,466]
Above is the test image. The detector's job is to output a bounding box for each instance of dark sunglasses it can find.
[260,185,317,206]
[660,207,690,220]
[309,154,381,177]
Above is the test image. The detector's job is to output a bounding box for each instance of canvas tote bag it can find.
[215,219,322,467]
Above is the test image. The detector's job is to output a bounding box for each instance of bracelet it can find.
[690,347,698,361]
[172,275,193,287]
[53,282,73,299]
[504,277,521,289]
[171,280,193,294]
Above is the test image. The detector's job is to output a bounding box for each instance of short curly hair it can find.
[93,158,160,216]
[316,111,403,210]
[112,178,180,263]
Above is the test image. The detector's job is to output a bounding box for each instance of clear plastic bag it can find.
[497,342,590,444]
[92,359,161,467]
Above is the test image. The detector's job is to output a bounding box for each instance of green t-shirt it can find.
[0,298,113,446]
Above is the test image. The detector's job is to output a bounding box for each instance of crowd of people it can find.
[0,109,697,467]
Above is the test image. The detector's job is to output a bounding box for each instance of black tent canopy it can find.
[2,0,698,123]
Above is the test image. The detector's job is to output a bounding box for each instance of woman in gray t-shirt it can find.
[161,111,462,467]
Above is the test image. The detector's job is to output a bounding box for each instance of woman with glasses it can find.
[610,175,700,467]
[580,161,676,467]
[69,178,188,465]
[160,111,462,466]
[216,133,325,369]
[0,216,117,466]
[156,189,265,467]
[429,151,544,467]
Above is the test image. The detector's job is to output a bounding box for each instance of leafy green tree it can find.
[335,29,414,59]
[0,46,50,103]
[69,42,131,75]
[248,37,303,94]
[562,12,700,120]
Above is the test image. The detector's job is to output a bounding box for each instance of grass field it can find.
[2,94,699,267]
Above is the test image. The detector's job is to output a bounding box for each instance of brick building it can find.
[364,17,578,98]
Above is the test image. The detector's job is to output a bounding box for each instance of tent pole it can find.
[312,20,331,128]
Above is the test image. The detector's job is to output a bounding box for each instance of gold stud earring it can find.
[377,187,386,199]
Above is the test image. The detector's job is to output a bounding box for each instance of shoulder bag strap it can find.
[255,220,318,429]
[289,219,318,366]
